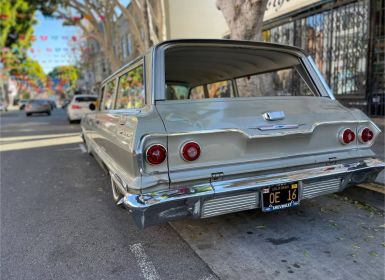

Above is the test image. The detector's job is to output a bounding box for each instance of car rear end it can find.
[122,40,385,228]
[67,95,97,122]
[25,100,51,115]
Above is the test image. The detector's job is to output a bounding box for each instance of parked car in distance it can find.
[19,99,29,110]
[0,101,8,112]
[0,102,7,112]
[81,39,384,229]
[67,95,97,123]
[25,99,51,116]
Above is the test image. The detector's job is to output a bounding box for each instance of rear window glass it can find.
[75,96,97,102]
[164,46,318,100]
[236,67,313,97]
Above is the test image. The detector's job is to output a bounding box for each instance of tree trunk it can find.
[216,0,270,96]
[216,0,268,41]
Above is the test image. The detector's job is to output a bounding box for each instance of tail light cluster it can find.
[146,144,167,165]
[339,127,374,145]
[71,104,82,110]
[145,141,201,165]
[339,128,355,144]
[181,141,201,161]
[358,127,374,143]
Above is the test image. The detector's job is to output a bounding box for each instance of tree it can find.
[52,0,165,72]
[216,0,271,97]
[216,0,269,41]
[11,57,47,96]
[0,0,37,73]
[48,65,79,94]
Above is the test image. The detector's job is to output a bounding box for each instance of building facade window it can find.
[121,34,127,60]
[127,34,132,57]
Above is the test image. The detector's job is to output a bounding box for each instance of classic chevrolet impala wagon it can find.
[81,39,384,229]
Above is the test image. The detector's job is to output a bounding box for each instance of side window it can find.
[102,79,116,110]
[190,80,233,99]
[165,84,189,100]
[207,80,234,98]
[116,65,145,109]
[190,86,205,99]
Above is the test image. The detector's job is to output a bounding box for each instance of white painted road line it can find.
[79,144,87,153]
[0,135,83,152]
[0,132,80,142]
[130,243,160,280]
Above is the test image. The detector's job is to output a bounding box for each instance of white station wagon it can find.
[81,39,384,229]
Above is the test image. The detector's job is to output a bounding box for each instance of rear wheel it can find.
[46,111,51,116]
[110,175,124,206]
[26,113,31,117]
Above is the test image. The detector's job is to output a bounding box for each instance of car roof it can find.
[101,39,308,86]
[155,39,308,55]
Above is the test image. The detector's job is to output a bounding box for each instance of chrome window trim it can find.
[307,55,335,100]
[101,77,119,112]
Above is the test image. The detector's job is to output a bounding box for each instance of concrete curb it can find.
[357,182,385,194]
[343,183,385,211]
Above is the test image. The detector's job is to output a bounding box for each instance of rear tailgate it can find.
[74,97,97,114]
[155,97,378,183]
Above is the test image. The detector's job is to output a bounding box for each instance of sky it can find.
[28,12,80,74]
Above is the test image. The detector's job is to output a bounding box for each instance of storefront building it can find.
[263,0,384,116]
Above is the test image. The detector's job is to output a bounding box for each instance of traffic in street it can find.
[1,108,384,280]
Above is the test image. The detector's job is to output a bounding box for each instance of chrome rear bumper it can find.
[123,158,384,229]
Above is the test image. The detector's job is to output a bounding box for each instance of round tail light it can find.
[181,141,201,161]
[146,144,167,165]
[339,128,355,144]
[359,127,374,143]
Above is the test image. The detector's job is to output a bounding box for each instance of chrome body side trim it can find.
[123,158,384,229]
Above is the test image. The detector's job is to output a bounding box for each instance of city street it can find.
[1,109,384,280]
[0,109,216,280]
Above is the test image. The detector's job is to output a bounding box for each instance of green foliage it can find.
[11,57,47,93]
[23,57,46,81]
[48,65,79,92]
[0,0,36,49]
[22,92,30,99]
[0,0,59,71]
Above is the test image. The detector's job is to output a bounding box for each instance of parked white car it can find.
[66,95,97,123]
[0,101,7,112]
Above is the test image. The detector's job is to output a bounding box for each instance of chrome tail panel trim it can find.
[201,192,259,218]
[123,158,384,229]
[302,178,342,199]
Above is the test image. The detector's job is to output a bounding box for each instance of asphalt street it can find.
[0,109,216,280]
[1,109,384,280]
